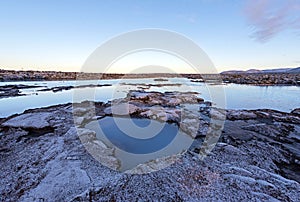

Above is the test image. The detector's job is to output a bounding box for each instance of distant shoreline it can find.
[0,69,299,85]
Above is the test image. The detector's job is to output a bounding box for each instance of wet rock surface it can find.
[0,91,299,201]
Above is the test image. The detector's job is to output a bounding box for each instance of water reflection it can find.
[85,117,193,171]
[0,78,299,118]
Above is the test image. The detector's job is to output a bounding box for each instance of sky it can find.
[0,0,299,73]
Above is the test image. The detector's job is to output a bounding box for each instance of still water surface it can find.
[0,78,299,118]
[85,117,193,171]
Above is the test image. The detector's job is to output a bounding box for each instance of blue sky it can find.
[0,0,299,73]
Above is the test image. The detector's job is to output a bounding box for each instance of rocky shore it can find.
[220,73,300,85]
[1,69,299,86]
[0,84,114,99]
[0,91,299,201]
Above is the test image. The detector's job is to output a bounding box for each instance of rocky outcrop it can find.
[220,73,300,85]
[104,103,140,116]
[77,127,120,170]
[227,110,257,120]
[0,92,299,201]
[2,112,52,129]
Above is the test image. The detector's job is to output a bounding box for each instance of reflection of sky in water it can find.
[85,117,193,171]
[0,78,299,117]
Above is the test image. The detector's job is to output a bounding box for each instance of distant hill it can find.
[220,70,245,74]
[287,67,300,73]
[221,67,300,74]
[262,68,292,73]
[246,69,262,73]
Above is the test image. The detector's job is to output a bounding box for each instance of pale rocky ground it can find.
[0,91,299,201]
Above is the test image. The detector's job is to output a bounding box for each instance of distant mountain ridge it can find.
[221,67,300,74]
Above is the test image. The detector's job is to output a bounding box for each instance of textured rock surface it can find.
[104,103,140,116]
[220,73,300,85]
[2,112,52,129]
[291,108,300,115]
[0,91,299,201]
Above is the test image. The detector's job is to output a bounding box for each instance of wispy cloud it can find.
[244,0,300,42]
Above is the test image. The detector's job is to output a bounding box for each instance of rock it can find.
[104,103,139,116]
[228,131,253,142]
[256,179,275,188]
[210,108,226,120]
[21,161,91,201]
[76,127,112,155]
[153,78,168,81]
[73,108,88,116]
[0,84,44,98]
[227,110,257,120]
[223,174,256,185]
[220,72,299,85]
[291,108,300,115]
[129,91,200,106]
[127,154,181,174]
[82,140,119,170]
[1,90,300,202]
[2,112,51,129]
[74,116,85,126]
[180,118,199,138]
[140,107,181,122]
[271,114,300,124]
[77,128,96,142]
[38,84,112,93]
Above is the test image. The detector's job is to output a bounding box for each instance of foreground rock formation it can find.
[0,91,299,201]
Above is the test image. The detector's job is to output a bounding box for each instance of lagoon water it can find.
[0,78,299,118]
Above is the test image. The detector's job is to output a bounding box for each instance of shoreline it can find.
[0,81,299,118]
[0,69,299,85]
